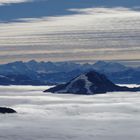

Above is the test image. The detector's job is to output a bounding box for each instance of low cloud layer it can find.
[0,7,140,63]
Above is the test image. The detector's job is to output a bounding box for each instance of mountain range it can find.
[0,60,139,85]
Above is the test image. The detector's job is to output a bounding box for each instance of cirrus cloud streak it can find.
[0,0,33,5]
[0,7,140,63]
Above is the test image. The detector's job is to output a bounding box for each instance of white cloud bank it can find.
[0,86,140,140]
[0,0,32,5]
[0,8,140,63]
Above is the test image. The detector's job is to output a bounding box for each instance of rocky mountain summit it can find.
[45,71,140,95]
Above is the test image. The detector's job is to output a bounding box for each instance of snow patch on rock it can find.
[58,74,93,94]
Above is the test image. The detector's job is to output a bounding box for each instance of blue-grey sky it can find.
[0,0,140,63]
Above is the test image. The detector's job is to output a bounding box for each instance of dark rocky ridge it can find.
[44,71,140,95]
[0,107,17,114]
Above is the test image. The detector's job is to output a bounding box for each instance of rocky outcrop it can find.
[0,107,17,114]
[44,71,140,95]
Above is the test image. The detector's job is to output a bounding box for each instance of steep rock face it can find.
[0,107,17,114]
[44,71,140,95]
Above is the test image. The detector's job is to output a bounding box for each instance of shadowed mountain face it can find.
[0,0,140,22]
[45,71,140,95]
[0,60,139,85]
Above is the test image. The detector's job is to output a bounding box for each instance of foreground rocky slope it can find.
[45,71,140,95]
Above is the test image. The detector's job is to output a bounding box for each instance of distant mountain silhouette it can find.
[45,71,140,95]
[0,60,139,85]
[93,61,128,73]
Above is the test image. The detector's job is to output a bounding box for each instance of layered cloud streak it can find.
[0,0,32,5]
[0,7,140,63]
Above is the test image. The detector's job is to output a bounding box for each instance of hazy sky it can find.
[0,0,140,63]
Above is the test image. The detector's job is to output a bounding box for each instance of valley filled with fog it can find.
[0,85,140,140]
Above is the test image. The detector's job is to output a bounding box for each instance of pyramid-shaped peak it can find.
[45,71,140,95]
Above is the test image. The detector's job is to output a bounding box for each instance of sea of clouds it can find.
[0,85,140,140]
